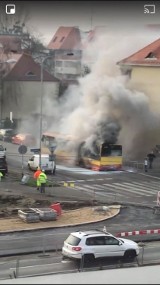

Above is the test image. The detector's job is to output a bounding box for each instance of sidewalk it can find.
[124,154,160,178]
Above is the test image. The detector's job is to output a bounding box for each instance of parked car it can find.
[12,133,36,146]
[28,154,56,174]
[0,144,6,158]
[0,156,8,176]
[0,129,17,142]
[62,230,140,262]
[0,129,14,141]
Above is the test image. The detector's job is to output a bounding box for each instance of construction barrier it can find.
[116,228,160,237]
[63,182,75,187]
[50,202,62,216]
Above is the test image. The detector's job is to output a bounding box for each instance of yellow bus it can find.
[41,132,123,171]
[77,141,122,170]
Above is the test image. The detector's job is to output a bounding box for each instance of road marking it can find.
[114,182,152,196]
[56,177,113,184]
[122,182,158,195]
[56,165,123,175]
[62,180,160,199]
[103,183,150,196]
[139,173,160,180]
[129,182,159,193]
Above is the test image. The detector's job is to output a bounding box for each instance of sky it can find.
[1,1,160,44]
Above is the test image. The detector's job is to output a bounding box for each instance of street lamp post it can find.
[0,58,17,126]
[39,55,53,168]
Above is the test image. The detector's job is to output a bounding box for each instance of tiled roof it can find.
[0,35,21,52]
[117,38,160,66]
[2,53,59,82]
[48,26,81,50]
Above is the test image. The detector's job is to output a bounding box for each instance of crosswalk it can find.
[64,180,160,199]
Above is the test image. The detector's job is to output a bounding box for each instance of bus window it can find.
[101,144,111,157]
[110,145,122,156]
[101,144,122,157]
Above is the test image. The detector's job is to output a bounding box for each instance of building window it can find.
[145,52,157,59]
[60,36,65,42]
[53,36,57,42]
[64,61,77,68]
[120,67,132,78]
[25,71,36,77]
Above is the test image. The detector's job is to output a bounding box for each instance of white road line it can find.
[103,183,150,196]
[130,182,159,193]
[73,185,118,198]
[58,177,113,183]
[63,179,159,198]
[82,184,129,198]
[139,173,160,180]
[92,184,124,197]
[120,182,154,195]
[148,181,160,186]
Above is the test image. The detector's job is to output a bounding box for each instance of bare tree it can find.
[0,3,47,55]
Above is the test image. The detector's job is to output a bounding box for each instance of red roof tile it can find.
[117,38,160,66]
[48,26,81,50]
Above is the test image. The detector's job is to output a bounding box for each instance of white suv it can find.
[62,230,139,261]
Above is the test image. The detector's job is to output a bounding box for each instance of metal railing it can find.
[0,244,158,280]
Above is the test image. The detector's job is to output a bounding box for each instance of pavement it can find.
[1,157,160,240]
[1,165,160,259]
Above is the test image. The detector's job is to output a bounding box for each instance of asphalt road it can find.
[1,141,160,257]
[1,241,160,279]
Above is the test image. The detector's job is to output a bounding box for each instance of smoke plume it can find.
[20,26,160,161]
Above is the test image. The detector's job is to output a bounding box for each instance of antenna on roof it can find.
[90,7,93,30]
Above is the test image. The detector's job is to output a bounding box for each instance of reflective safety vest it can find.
[0,172,3,181]
[38,172,47,184]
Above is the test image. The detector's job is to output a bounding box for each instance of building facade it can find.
[117,38,160,113]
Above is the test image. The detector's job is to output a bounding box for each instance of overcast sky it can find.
[1,1,160,45]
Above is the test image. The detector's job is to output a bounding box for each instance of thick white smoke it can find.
[49,27,160,160]
[20,26,160,161]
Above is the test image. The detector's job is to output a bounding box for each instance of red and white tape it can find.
[116,229,160,237]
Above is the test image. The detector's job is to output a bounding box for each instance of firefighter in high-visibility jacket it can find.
[0,171,3,181]
[33,167,42,191]
[38,169,47,193]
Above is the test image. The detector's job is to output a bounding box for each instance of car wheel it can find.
[124,250,136,260]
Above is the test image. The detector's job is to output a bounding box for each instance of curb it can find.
[0,206,121,235]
